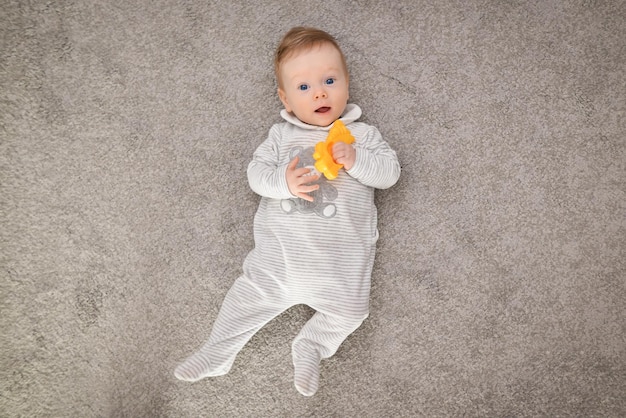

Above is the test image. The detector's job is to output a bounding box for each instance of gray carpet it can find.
[1,0,625,416]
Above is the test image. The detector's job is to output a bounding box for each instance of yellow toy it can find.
[313,120,355,180]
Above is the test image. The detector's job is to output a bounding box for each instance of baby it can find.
[174,27,401,396]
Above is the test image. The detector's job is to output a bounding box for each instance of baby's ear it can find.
[278,88,291,112]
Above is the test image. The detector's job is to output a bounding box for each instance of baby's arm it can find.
[346,126,401,189]
[247,124,319,201]
[247,125,292,199]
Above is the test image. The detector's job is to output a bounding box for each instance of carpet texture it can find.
[1,0,624,416]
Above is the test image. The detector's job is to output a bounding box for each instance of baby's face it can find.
[278,43,349,127]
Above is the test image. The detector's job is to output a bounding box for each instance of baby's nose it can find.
[314,89,328,99]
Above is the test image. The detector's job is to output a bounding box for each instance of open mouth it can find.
[315,107,331,113]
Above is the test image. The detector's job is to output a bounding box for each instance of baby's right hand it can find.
[286,156,320,202]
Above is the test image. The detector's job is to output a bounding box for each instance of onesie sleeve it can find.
[346,125,401,189]
[247,124,293,199]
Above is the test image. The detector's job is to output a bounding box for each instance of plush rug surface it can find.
[1,1,624,416]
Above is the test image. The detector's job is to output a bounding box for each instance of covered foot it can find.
[174,351,229,382]
[293,345,321,396]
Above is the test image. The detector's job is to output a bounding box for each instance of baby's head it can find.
[275,27,350,127]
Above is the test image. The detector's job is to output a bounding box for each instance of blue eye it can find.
[325,78,335,85]
[298,84,309,91]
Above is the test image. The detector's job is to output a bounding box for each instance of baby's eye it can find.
[298,84,309,91]
[325,78,335,85]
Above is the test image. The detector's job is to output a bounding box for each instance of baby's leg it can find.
[291,312,365,396]
[175,275,288,382]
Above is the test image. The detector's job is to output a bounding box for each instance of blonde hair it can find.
[274,27,348,88]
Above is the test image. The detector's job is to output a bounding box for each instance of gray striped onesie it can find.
[174,104,401,395]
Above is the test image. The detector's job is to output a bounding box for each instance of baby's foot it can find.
[174,351,229,382]
[293,346,321,396]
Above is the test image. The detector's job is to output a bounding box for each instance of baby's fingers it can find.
[297,190,317,202]
[295,181,319,200]
[293,166,312,177]
[288,156,300,170]
[296,171,320,183]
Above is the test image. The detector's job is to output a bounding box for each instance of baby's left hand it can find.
[332,142,356,171]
